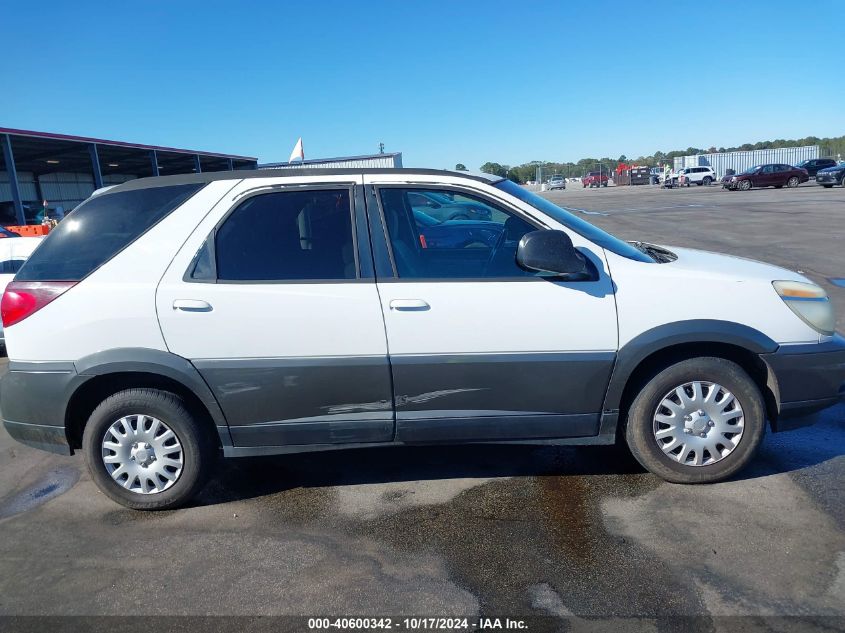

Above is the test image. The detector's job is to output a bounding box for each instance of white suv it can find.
[679,166,716,186]
[2,169,842,510]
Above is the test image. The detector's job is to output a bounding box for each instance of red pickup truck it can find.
[582,171,609,188]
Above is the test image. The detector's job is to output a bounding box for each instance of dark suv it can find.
[795,158,837,177]
[815,163,845,188]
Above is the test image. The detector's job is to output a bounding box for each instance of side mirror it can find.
[516,230,588,277]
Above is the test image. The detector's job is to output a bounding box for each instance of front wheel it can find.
[82,389,215,510]
[702,176,712,186]
[787,176,800,188]
[738,180,751,191]
[625,357,766,484]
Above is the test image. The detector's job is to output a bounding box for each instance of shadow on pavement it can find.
[196,443,646,507]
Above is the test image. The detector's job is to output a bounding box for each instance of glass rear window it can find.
[15,183,203,281]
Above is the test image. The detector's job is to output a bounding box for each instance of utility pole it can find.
[378,142,385,154]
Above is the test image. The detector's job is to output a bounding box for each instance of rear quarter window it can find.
[15,183,203,281]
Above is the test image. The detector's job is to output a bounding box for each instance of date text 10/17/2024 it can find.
[307,617,528,630]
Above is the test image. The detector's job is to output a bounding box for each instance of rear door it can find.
[156,175,394,448]
[363,174,618,443]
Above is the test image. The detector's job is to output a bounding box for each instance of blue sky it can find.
[1,1,842,169]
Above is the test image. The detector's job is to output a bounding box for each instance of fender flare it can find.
[72,347,231,444]
[601,320,778,415]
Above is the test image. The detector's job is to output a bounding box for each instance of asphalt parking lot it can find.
[0,182,843,626]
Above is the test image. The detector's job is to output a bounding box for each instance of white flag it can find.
[288,137,304,163]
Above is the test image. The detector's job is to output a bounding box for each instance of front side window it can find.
[213,189,355,281]
[378,187,537,279]
[762,165,775,173]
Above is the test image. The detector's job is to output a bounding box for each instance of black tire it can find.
[702,176,712,186]
[624,357,766,484]
[787,176,800,188]
[82,388,215,510]
[738,180,751,191]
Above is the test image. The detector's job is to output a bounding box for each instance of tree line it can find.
[469,134,845,183]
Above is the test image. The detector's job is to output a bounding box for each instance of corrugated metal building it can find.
[674,146,820,177]
[259,152,403,171]
[0,127,257,225]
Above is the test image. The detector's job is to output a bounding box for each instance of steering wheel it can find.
[481,227,508,277]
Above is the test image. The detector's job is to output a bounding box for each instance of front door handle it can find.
[389,299,430,311]
[173,299,213,312]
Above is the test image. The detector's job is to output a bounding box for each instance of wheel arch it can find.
[603,321,781,434]
[66,348,231,450]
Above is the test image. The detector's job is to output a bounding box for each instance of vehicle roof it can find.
[105,168,505,194]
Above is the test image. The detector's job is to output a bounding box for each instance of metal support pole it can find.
[1,134,25,225]
[89,143,103,190]
[227,158,233,171]
[150,150,159,176]
[194,155,202,173]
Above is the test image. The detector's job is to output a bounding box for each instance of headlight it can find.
[772,280,835,335]
[731,176,737,181]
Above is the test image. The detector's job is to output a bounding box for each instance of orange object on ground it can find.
[3,225,50,236]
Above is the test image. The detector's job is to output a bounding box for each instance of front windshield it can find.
[742,165,762,174]
[494,180,654,263]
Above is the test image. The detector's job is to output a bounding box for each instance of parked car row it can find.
[657,158,842,191]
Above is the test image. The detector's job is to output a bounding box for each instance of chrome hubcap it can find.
[101,415,183,494]
[653,381,744,467]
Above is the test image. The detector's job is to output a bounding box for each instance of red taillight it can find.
[1,281,77,328]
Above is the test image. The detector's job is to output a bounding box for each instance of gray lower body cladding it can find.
[761,334,845,430]
[1,363,77,455]
[389,352,614,442]
[195,351,615,446]
[193,356,395,446]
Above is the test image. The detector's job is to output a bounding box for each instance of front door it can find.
[757,164,776,187]
[157,177,393,447]
[364,178,618,443]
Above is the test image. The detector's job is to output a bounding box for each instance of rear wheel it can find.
[82,389,215,510]
[738,179,751,191]
[787,176,800,188]
[625,357,766,483]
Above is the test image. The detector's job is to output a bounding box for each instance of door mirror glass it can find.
[516,230,588,277]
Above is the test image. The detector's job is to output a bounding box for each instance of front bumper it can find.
[816,173,844,185]
[761,334,845,431]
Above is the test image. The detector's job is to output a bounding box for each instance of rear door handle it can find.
[389,299,430,311]
[173,299,213,312]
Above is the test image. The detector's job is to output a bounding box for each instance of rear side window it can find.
[212,188,356,281]
[0,259,25,274]
[16,184,203,281]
